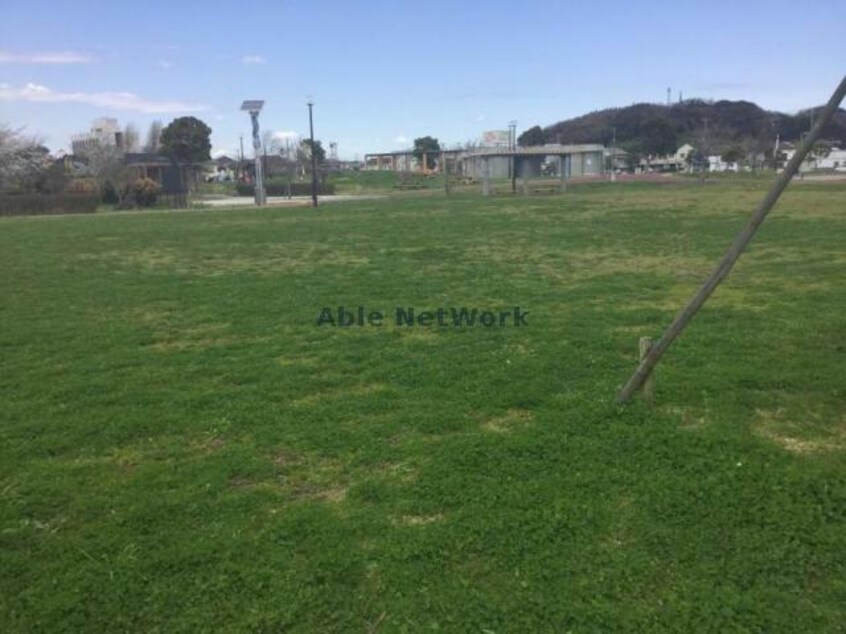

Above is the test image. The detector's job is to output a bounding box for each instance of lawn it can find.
[1,180,845,632]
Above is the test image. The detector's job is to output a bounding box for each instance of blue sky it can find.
[1,0,844,159]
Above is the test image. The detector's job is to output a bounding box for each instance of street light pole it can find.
[308,99,318,208]
[240,100,266,206]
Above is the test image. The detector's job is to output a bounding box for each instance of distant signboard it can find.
[482,130,510,147]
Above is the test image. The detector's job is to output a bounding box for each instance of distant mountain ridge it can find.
[519,99,846,157]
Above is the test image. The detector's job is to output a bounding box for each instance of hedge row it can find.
[235,182,335,197]
[0,194,99,217]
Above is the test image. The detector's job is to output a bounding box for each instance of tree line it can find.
[518,99,846,163]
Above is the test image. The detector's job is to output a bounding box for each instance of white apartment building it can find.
[71,118,122,154]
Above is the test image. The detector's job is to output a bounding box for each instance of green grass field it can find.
[2,180,845,632]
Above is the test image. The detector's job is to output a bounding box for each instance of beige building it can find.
[71,118,122,154]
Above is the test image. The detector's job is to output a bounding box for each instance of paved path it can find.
[201,194,386,208]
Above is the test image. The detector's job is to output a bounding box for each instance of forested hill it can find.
[518,100,846,156]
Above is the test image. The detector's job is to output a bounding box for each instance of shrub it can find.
[66,178,99,195]
[101,181,119,204]
[131,177,161,207]
[235,181,335,197]
[0,193,99,216]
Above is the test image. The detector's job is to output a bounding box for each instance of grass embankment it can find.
[1,181,844,631]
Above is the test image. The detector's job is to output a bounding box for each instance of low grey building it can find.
[461,144,606,179]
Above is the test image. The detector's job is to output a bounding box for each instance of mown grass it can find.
[1,179,845,632]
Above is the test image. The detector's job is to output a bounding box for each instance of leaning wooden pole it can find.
[617,75,846,405]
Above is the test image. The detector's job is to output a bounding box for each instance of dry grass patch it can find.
[276,356,321,368]
[482,408,534,434]
[393,513,445,527]
[665,405,710,430]
[753,407,846,455]
[622,282,772,313]
[529,248,712,287]
[77,243,370,277]
[230,449,350,503]
[292,383,388,407]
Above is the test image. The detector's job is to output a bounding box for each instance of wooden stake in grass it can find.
[639,337,655,405]
[617,74,846,405]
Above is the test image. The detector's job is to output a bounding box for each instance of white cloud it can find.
[0,50,94,64]
[241,54,267,65]
[393,135,409,144]
[158,60,173,70]
[474,112,487,123]
[0,82,209,114]
[212,148,237,159]
[272,130,299,141]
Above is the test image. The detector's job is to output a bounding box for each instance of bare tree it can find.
[82,144,131,205]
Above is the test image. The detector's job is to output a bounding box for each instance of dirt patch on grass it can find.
[482,409,534,433]
[289,483,348,502]
[230,450,350,504]
[193,435,228,455]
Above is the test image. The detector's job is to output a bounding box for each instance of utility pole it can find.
[307,98,318,208]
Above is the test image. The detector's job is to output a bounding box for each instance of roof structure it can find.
[465,144,605,157]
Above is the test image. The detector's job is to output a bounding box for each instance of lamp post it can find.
[307,98,318,208]
[240,100,265,205]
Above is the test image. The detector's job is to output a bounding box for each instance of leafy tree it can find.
[811,140,832,159]
[300,139,326,164]
[159,116,211,164]
[518,125,546,147]
[412,136,440,170]
[721,146,744,165]
[159,116,212,205]
[625,150,642,172]
[641,118,678,156]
